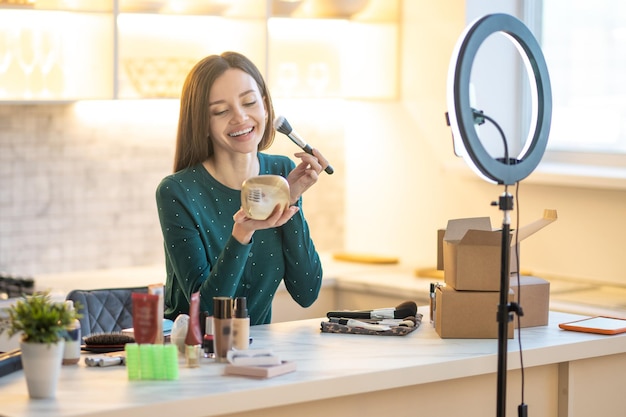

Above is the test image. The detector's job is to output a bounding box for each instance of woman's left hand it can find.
[287,149,329,204]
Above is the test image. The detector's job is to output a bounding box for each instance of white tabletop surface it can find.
[1,310,625,417]
[2,253,621,318]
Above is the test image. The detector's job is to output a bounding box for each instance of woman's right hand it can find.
[231,204,300,244]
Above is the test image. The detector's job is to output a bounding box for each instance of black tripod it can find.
[445,13,553,417]
[494,191,526,417]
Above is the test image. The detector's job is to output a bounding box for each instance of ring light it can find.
[446,13,552,185]
[445,13,553,417]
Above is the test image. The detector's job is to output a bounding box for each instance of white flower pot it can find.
[20,340,65,399]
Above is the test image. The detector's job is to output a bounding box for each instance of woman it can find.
[156,51,328,325]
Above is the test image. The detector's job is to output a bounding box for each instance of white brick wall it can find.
[0,102,344,276]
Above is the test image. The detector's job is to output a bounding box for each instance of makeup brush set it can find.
[321,301,422,336]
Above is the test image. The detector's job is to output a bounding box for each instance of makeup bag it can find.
[320,314,422,336]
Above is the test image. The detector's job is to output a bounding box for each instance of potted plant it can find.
[0,292,80,399]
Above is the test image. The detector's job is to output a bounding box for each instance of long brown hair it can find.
[173,52,276,172]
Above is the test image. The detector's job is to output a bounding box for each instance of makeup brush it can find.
[273,115,334,175]
[326,301,418,320]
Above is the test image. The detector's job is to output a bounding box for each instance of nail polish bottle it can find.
[203,315,215,358]
[233,297,249,350]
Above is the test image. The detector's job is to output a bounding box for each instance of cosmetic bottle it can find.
[148,283,164,344]
[429,283,435,326]
[233,297,250,350]
[213,297,233,363]
[203,315,215,359]
[132,292,160,344]
[185,292,202,367]
[62,300,81,365]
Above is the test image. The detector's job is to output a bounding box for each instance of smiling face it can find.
[207,68,268,157]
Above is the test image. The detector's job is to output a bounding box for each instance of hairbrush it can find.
[83,333,135,353]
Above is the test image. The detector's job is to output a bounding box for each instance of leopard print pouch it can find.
[320,314,423,336]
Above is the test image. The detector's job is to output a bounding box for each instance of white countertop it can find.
[1,310,625,417]
[25,253,626,316]
[2,253,625,352]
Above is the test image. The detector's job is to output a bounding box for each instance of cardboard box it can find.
[442,209,557,291]
[511,275,550,328]
[435,285,514,339]
[436,229,445,271]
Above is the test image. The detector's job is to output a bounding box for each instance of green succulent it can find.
[0,292,82,345]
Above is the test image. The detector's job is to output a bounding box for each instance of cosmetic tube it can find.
[213,296,233,363]
[132,292,160,344]
[233,297,250,350]
[185,292,202,367]
[148,283,164,344]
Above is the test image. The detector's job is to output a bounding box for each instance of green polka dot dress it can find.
[156,153,323,325]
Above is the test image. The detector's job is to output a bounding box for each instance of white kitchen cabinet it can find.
[0,1,114,101]
[0,0,399,101]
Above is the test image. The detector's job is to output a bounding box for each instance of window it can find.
[464,0,626,187]
[532,0,626,186]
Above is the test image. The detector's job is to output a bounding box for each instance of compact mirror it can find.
[241,175,290,220]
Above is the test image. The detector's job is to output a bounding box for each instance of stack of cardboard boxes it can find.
[434,210,557,338]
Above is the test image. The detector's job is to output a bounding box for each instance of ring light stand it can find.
[445,13,552,417]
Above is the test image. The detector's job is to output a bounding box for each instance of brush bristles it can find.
[273,115,292,135]
[83,332,135,346]
[395,301,418,318]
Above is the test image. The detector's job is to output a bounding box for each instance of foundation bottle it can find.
[233,297,249,350]
[213,297,233,362]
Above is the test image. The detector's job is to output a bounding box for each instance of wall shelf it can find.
[0,0,399,101]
